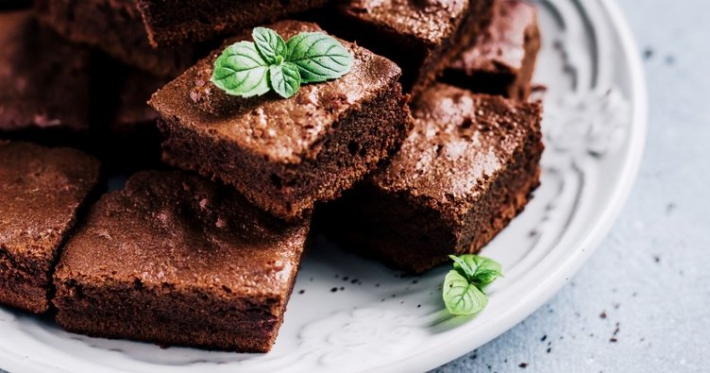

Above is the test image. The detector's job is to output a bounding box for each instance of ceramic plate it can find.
[0,0,646,372]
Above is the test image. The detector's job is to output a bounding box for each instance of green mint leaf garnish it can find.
[285,32,353,83]
[252,27,287,64]
[443,254,503,316]
[270,62,301,98]
[211,41,270,98]
[211,28,353,99]
[443,270,489,316]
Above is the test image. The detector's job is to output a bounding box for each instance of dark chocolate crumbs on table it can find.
[519,362,528,369]
[541,335,547,342]
[342,276,349,281]
[547,348,552,353]
[339,287,344,291]
[600,311,607,319]
[417,304,421,308]
[643,48,654,60]
[298,290,305,294]
[331,287,338,293]
[610,337,618,343]
[653,255,661,263]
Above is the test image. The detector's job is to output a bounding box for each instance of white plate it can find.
[0,0,646,372]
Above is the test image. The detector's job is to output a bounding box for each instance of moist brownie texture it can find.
[318,0,494,98]
[34,0,198,77]
[53,171,310,352]
[319,84,544,273]
[136,0,330,47]
[150,21,413,221]
[443,0,541,101]
[0,11,92,135]
[0,141,100,313]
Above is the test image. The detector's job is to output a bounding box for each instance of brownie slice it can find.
[135,0,330,47]
[0,141,100,313]
[0,10,92,136]
[34,0,199,77]
[316,0,494,98]
[53,171,310,352]
[150,21,413,221]
[318,83,544,273]
[443,0,541,101]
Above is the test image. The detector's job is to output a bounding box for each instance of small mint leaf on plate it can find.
[286,32,353,83]
[449,254,476,279]
[443,270,489,316]
[211,41,270,98]
[270,62,301,99]
[253,27,288,64]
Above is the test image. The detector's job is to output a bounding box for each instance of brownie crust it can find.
[443,0,541,100]
[136,0,330,47]
[34,0,198,77]
[53,171,310,352]
[0,141,100,313]
[151,21,413,221]
[319,84,544,273]
[0,10,92,136]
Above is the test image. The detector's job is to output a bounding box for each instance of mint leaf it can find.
[443,254,503,316]
[443,270,489,316]
[470,257,503,287]
[269,62,301,99]
[449,255,476,279]
[286,32,353,83]
[253,27,287,64]
[211,41,270,98]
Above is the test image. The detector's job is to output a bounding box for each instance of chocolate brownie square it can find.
[317,0,494,98]
[0,141,100,313]
[0,10,92,136]
[150,21,413,221]
[34,0,199,77]
[53,171,310,352]
[443,0,541,101]
[319,83,544,273]
[135,0,330,47]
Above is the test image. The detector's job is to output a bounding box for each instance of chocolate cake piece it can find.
[53,171,310,352]
[319,84,544,273]
[0,10,92,136]
[34,0,199,77]
[443,0,541,101]
[317,0,495,98]
[0,141,100,313]
[135,0,330,47]
[150,21,413,221]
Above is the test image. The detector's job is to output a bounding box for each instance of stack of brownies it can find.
[0,0,543,352]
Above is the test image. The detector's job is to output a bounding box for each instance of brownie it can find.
[443,0,541,101]
[53,171,310,352]
[316,0,495,98]
[150,21,413,221]
[34,0,199,77]
[0,10,92,136]
[0,141,100,313]
[318,83,544,273]
[136,0,330,47]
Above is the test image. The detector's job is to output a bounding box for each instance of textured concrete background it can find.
[432,0,710,372]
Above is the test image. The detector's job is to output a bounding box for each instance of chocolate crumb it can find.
[610,337,618,343]
[417,304,421,308]
[339,286,345,291]
[653,255,660,263]
[600,311,607,319]
[643,48,654,60]
[519,362,528,368]
[298,290,305,294]
[547,348,552,353]
[331,287,338,293]
[541,335,547,342]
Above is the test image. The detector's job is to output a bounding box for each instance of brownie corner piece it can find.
[0,141,100,313]
[53,171,310,352]
[443,0,542,101]
[319,83,544,273]
[150,20,413,221]
[135,0,331,47]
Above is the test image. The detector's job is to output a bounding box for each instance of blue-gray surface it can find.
[432,0,710,372]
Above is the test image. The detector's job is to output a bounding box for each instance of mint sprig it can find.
[443,254,503,316]
[211,27,353,99]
